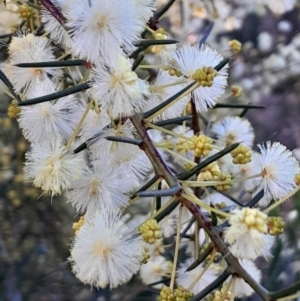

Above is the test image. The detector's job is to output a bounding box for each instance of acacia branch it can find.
[131,113,270,301]
[40,0,67,28]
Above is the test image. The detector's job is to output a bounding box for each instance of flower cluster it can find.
[1,0,300,300]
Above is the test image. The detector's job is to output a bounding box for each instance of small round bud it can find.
[212,287,232,301]
[228,39,242,53]
[192,66,218,86]
[73,216,85,235]
[153,28,168,40]
[139,219,162,244]
[175,139,191,154]
[190,135,213,157]
[267,216,285,235]
[142,246,151,264]
[231,144,252,164]
[197,162,221,181]
[7,100,21,119]
[168,68,182,77]
[231,85,243,97]
[158,286,175,301]
[295,173,300,185]
[216,173,232,192]
[18,5,34,19]
[7,190,18,200]
[174,286,194,301]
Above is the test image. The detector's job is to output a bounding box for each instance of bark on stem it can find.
[40,0,68,28]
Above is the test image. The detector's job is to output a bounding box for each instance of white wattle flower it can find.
[87,120,153,187]
[129,0,157,23]
[24,139,85,196]
[41,0,73,49]
[212,116,254,147]
[69,210,144,288]
[65,159,130,218]
[90,51,149,118]
[162,44,228,112]
[66,0,148,62]
[255,141,300,206]
[146,70,190,121]
[88,120,138,161]
[139,255,172,288]
[8,33,62,95]
[224,208,274,260]
[177,259,220,294]
[18,83,83,143]
[110,147,153,190]
[0,7,21,35]
[235,151,261,192]
[80,110,110,141]
[230,259,262,298]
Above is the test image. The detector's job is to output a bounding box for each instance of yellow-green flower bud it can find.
[142,246,151,264]
[18,5,34,19]
[197,162,221,181]
[231,85,243,97]
[175,139,191,154]
[7,100,21,119]
[228,39,242,53]
[267,216,285,235]
[190,135,213,157]
[158,286,175,301]
[295,173,300,185]
[192,66,218,87]
[153,28,168,40]
[139,219,162,244]
[231,144,252,164]
[72,216,85,235]
[174,286,194,301]
[216,173,232,192]
[212,288,232,301]
[168,68,183,77]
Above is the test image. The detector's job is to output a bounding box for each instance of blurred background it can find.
[1,0,300,300]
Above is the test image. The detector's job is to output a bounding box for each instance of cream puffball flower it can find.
[87,120,137,159]
[80,110,110,141]
[8,33,62,95]
[212,116,254,147]
[18,83,83,143]
[230,259,262,298]
[41,0,73,49]
[224,208,274,260]
[177,259,220,294]
[66,0,150,62]
[129,0,157,23]
[110,147,153,190]
[163,44,228,112]
[139,255,172,288]
[65,159,130,218]
[146,70,190,121]
[69,210,144,289]
[90,51,149,119]
[236,151,261,192]
[255,141,300,206]
[24,139,85,196]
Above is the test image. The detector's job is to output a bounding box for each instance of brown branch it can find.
[40,0,68,28]
[131,113,270,301]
